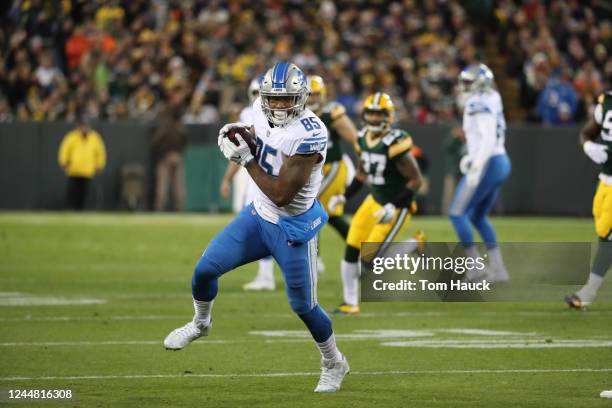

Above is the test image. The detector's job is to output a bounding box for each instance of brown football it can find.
[226,126,257,155]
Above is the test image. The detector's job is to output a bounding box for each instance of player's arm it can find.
[580,118,601,145]
[581,99,607,164]
[220,162,241,199]
[246,153,321,207]
[332,115,358,145]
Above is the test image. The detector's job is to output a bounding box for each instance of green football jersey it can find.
[596,91,612,176]
[319,102,346,164]
[357,128,414,206]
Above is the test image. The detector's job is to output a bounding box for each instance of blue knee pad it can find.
[191,256,222,301]
[298,305,332,343]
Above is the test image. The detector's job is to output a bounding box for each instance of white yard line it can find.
[0,340,245,347]
[2,368,611,382]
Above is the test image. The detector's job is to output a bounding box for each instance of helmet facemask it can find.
[363,108,391,134]
[261,93,308,127]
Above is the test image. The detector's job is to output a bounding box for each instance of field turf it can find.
[0,213,611,407]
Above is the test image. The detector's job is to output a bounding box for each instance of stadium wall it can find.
[0,122,599,216]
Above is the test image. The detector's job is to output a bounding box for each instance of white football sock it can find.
[316,334,342,362]
[487,246,509,280]
[465,245,481,259]
[341,260,359,306]
[576,273,604,302]
[401,238,418,254]
[257,258,274,283]
[193,298,213,326]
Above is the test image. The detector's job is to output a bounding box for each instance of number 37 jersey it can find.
[356,128,414,207]
[250,97,328,224]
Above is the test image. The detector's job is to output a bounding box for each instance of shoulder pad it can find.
[466,100,492,115]
[326,102,346,120]
[387,130,413,159]
[382,129,402,146]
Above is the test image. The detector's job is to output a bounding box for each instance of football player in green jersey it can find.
[566,91,612,309]
[328,92,424,314]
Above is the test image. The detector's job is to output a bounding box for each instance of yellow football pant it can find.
[346,195,413,260]
[319,160,348,217]
[593,180,612,240]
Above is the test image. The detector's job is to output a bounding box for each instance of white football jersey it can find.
[239,105,256,126]
[462,90,507,158]
[250,97,327,224]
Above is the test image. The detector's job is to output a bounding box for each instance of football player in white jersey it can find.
[449,63,511,282]
[220,75,277,291]
[164,62,349,392]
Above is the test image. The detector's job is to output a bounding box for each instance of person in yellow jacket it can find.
[58,118,107,210]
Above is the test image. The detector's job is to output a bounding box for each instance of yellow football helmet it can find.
[362,92,395,133]
[307,75,327,112]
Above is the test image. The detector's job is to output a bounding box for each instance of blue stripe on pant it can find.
[192,203,332,342]
[449,154,511,247]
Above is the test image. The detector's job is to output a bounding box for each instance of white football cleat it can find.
[164,319,211,350]
[243,278,275,291]
[601,390,612,398]
[314,355,350,393]
[485,265,509,283]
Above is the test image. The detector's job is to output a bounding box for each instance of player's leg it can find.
[468,155,511,281]
[336,195,379,314]
[270,233,349,392]
[320,161,351,239]
[567,181,612,309]
[365,206,412,266]
[164,204,271,349]
[449,176,476,245]
[243,181,277,290]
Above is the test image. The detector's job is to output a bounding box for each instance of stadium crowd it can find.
[0,0,609,125]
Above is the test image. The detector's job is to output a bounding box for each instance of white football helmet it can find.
[248,75,264,103]
[260,62,309,127]
[458,63,495,94]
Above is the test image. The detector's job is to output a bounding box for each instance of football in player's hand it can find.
[226,126,257,155]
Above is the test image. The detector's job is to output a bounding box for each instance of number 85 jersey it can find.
[356,128,414,207]
[250,97,328,224]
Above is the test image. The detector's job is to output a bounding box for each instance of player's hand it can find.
[374,203,396,224]
[219,133,254,167]
[327,195,346,212]
[583,140,608,164]
[465,160,483,188]
[459,155,471,175]
[220,179,231,200]
[218,122,250,138]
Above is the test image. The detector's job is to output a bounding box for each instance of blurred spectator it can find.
[182,94,220,124]
[536,70,577,126]
[58,117,107,210]
[152,106,187,211]
[497,0,611,123]
[0,0,608,124]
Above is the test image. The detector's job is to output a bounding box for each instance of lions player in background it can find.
[220,75,277,291]
[164,62,349,392]
[566,91,612,310]
[449,64,511,283]
[307,75,358,270]
[328,93,423,315]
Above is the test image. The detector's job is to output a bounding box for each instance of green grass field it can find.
[0,213,611,407]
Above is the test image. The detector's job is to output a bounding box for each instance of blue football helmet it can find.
[459,63,495,93]
[260,62,309,127]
